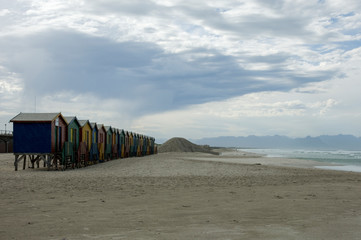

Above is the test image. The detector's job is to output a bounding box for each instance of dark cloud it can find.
[86,0,166,16]
[0,29,335,116]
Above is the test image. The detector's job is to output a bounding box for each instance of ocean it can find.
[242,148,361,172]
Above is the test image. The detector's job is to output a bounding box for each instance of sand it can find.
[1,151,361,240]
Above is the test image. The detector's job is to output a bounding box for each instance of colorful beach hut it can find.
[112,128,118,159]
[10,112,68,170]
[119,129,125,158]
[63,116,81,169]
[149,137,155,154]
[137,135,143,157]
[89,122,99,164]
[129,132,135,157]
[142,136,148,156]
[135,134,140,157]
[124,131,130,158]
[78,120,92,167]
[97,124,106,162]
[104,126,113,160]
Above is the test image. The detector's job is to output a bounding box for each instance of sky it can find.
[1,0,361,141]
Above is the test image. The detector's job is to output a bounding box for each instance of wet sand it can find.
[1,151,361,239]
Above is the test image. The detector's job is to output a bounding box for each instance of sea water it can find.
[242,148,361,172]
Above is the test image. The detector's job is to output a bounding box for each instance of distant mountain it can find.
[192,134,361,151]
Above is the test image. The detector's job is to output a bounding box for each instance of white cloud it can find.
[0,9,10,16]
[34,91,137,131]
[1,0,361,139]
[132,75,359,139]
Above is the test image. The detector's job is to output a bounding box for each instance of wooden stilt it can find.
[23,155,26,170]
[46,155,51,171]
[39,155,45,168]
[14,155,18,171]
[30,155,34,168]
[14,155,26,171]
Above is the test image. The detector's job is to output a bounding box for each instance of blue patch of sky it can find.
[341,28,361,36]
[329,17,338,24]
[341,12,355,17]
[182,24,204,34]
[179,23,220,39]
[306,43,335,54]
[325,12,354,29]
[334,39,361,51]
[215,8,230,13]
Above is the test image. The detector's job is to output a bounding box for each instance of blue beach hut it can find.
[89,122,99,164]
[10,112,68,170]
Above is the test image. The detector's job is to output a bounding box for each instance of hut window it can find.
[70,129,73,142]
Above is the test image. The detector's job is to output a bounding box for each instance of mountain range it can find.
[191,134,361,151]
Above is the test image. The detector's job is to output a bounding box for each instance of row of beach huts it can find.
[10,112,157,171]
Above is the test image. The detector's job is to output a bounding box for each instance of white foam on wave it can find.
[315,165,361,173]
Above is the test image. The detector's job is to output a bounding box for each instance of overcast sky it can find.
[1,0,361,141]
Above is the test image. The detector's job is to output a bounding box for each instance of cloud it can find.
[0,27,336,115]
[0,9,10,17]
[131,88,345,139]
[1,0,361,139]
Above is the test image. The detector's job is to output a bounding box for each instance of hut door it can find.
[55,126,58,152]
[59,127,62,151]
[86,131,89,149]
[55,126,61,152]
[73,129,77,150]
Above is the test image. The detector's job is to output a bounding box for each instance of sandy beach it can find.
[1,150,361,240]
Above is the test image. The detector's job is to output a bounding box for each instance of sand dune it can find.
[158,137,218,155]
[1,151,361,239]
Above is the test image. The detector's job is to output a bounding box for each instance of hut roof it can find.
[104,126,112,132]
[10,112,63,122]
[64,116,74,123]
[78,120,90,127]
[97,124,105,131]
[90,122,97,129]
[63,116,77,123]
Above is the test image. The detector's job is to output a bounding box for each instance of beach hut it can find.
[104,126,113,160]
[129,132,135,157]
[134,133,139,157]
[137,135,143,157]
[124,131,130,158]
[150,137,155,154]
[153,138,157,154]
[62,116,81,169]
[89,122,99,164]
[112,128,118,159]
[136,134,140,156]
[142,136,148,156]
[119,129,125,158]
[146,136,151,155]
[10,112,68,171]
[78,120,92,167]
[97,124,106,162]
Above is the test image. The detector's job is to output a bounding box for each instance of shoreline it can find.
[221,148,361,173]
